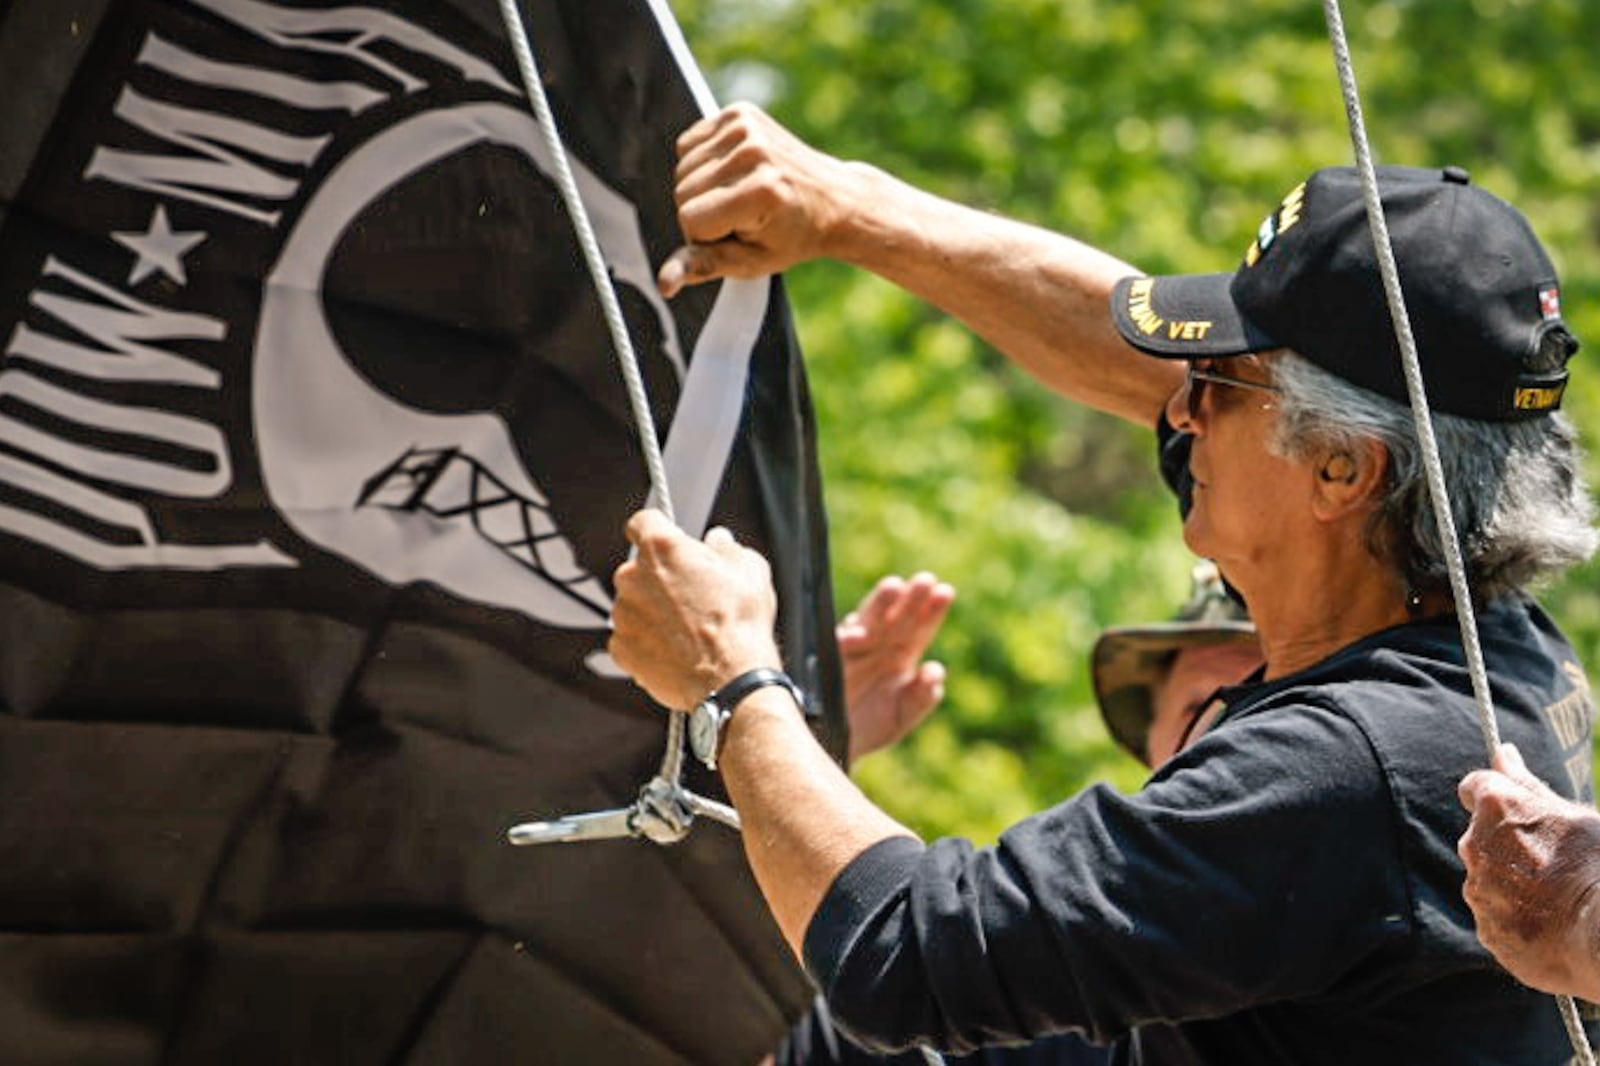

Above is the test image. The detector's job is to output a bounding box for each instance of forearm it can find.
[718,686,918,958]
[1565,887,1600,1002]
[827,162,1181,426]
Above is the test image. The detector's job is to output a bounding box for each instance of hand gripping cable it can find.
[495,0,740,848]
[1320,1,1595,1059]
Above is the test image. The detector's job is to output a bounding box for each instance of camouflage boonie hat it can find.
[1091,561,1256,763]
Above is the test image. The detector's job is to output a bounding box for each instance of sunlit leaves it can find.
[677,0,1600,842]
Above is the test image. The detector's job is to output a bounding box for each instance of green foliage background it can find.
[672,0,1600,843]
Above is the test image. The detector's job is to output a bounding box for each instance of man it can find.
[1459,738,1600,1002]
[1090,560,1259,770]
[780,564,1263,1066]
[611,104,1597,1064]
[839,562,1263,773]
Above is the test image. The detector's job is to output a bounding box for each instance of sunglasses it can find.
[1185,361,1283,421]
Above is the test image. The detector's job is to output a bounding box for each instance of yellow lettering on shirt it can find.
[1543,662,1595,794]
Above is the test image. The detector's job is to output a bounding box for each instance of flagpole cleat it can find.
[506,805,638,846]
[506,774,741,848]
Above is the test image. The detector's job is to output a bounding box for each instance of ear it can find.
[1309,439,1388,522]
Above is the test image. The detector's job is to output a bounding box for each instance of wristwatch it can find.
[688,667,806,770]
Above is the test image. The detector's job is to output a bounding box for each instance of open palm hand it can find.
[839,572,955,764]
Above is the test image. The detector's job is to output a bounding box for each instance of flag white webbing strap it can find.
[497,0,740,843]
[1319,0,1596,1059]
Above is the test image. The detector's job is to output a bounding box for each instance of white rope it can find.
[1319,1,1595,1059]
[497,0,740,846]
[496,0,674,523]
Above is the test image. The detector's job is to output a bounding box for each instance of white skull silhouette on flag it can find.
[255,100,761,632]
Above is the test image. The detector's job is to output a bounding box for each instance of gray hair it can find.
[1267,350,1598,600]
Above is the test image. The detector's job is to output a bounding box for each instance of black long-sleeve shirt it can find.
[803,596,1598,1064]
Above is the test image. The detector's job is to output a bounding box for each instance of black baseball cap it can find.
[1110,165,1579,421]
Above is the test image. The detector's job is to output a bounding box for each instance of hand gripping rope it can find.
[1320,1,1597,1060]
[495,0,740,848]
[492,9,946,1060]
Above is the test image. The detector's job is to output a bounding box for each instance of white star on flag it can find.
[112,205,207,286]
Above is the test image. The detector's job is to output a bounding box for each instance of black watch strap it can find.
[692,668,805,770]
[709,667,805,718]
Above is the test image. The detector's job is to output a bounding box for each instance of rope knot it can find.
[631,777,697,844]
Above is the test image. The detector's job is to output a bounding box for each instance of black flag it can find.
[0,2,844,1063]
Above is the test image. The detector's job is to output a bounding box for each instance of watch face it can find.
[689,703,720,766]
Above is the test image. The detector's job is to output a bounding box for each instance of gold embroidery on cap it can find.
[1244,182,1307,267]
[1514,383,1565,410]
[1127,278,1165,336]
[1168,320,1214,341]
[1126,278,1214,342]
[1279,183,1307,233]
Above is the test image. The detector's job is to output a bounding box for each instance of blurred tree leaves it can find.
[673,0,1600,842]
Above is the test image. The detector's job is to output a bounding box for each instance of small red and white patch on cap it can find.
[1540,285,1563,321]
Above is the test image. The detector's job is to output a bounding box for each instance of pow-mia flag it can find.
[0,2,844,1063]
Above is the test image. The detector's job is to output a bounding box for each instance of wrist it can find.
[701,646,782,701]
[689,667,804,771]
[722,684,809,756]
[824,162,905,267]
